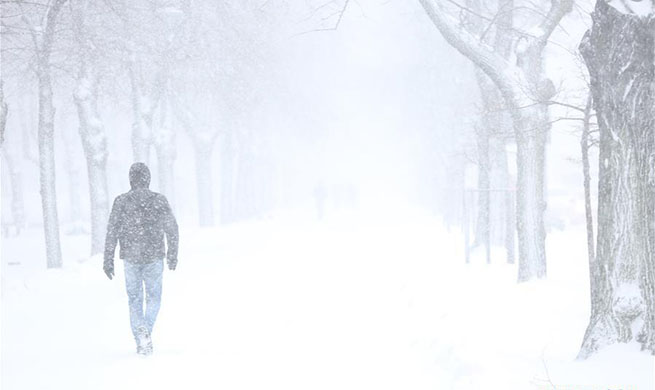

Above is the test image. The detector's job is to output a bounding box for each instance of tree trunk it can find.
[515,110,547,281]
[578,1,655,357]
[581,94,595,277]
[514,40,551,282]
[2,151,26,235]
[74,63,109,255]
[505,179,515,264]
[38,68,63,268]
[493,133,515,264]
[1,93,26,236]
[469,0,512,255]
[36,0,66,268]
[0,81,7,147]
[194,139,215,226]
[474,122,491,256]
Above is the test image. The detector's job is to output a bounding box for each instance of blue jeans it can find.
[124,259,164,341]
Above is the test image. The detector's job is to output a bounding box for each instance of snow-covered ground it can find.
[2,212,653,389]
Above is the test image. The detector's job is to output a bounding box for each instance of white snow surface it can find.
[2,212,654,389]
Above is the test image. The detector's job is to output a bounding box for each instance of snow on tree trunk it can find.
[515,106,548,281]
[2,148,26,235]
[578,0,655,357]
[194,139,216,226]
[1,93,26,235]
[36,0,66,269]
[512,35,553,281]
[74,63,109,255]
[38,70,63,268]
[580,94,595,273]
[473,116,491,255]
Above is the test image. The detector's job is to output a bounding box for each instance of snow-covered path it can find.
[2,215,653,389]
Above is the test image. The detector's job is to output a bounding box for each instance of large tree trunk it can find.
[578,1,655,357]
[515,108,548,281]
[38,69,62,268]
[514,39,551,282]
[74,63,109,255]
[36,0,66,269]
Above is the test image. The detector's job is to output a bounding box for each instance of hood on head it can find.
[129,162,151,189]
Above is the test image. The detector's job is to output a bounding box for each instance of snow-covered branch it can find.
[418,0,517,102]
[536,0,574,44]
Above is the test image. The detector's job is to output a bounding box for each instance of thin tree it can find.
[72,0,110,255]
[0,81,7,147]
[0,84,26,236]
[22,0,68,268]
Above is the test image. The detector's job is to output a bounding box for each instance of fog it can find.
[4,1,652,389]
[2,0,478,227]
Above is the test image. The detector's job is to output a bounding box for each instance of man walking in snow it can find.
[103,162,179,355]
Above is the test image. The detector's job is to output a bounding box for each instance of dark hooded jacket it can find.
[104,163,179,266]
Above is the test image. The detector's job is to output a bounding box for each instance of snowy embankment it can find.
[2,214,653,389]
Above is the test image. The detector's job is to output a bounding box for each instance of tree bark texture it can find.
[578,0,655,357]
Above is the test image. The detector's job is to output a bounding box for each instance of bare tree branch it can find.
[295,0,350,36]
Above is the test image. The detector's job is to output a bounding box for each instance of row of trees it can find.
[2,0,653,358]
[1,0,284,265]
[417,0,655,357]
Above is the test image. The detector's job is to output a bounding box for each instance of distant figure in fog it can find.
[314,181,327,220]
[103,162,179,356]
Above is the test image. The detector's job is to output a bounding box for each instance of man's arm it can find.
[103,197,122,279]
[161,196,179,270]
